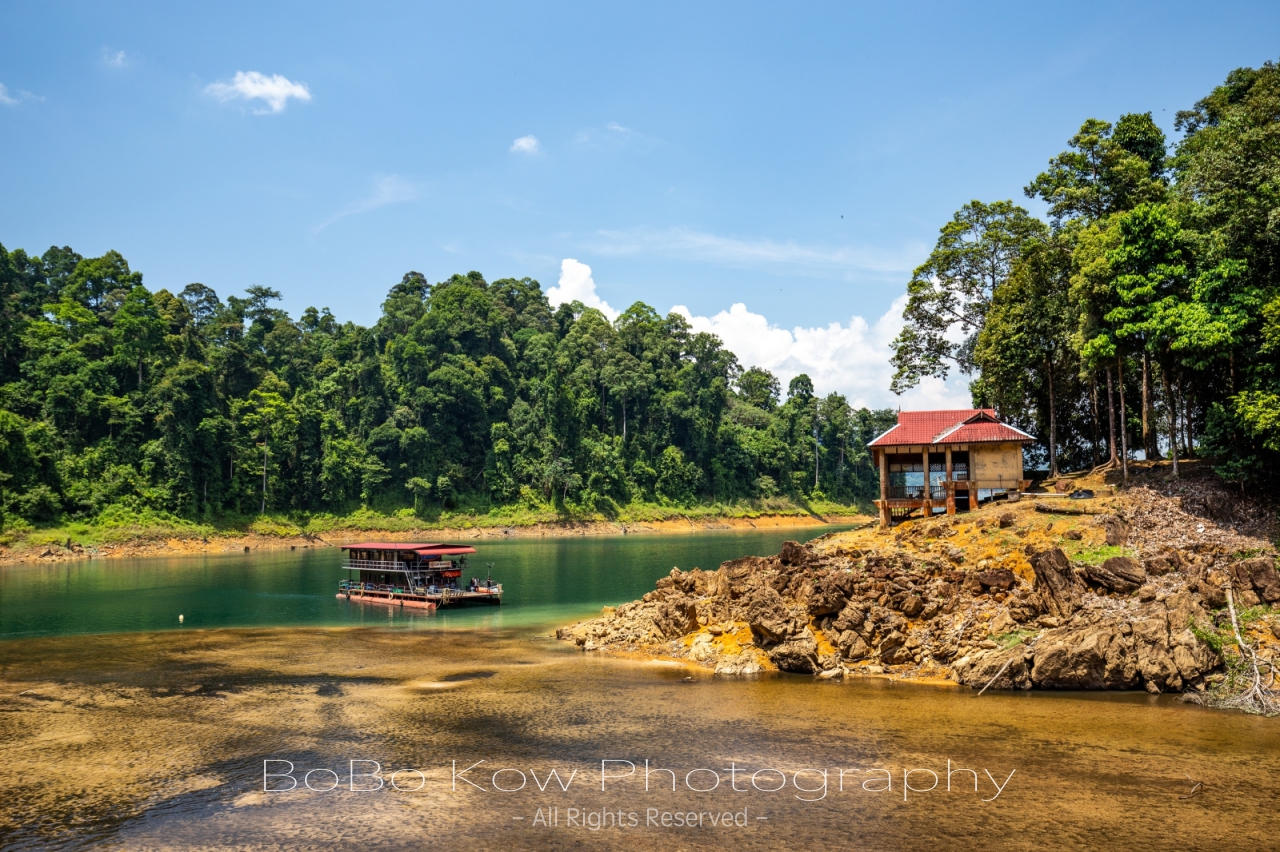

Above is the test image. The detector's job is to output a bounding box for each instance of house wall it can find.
[970,442,1024,489]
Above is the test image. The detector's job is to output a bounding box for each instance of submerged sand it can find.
[2,627,1278,850]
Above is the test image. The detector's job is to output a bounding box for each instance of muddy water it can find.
[2,627,1278,851]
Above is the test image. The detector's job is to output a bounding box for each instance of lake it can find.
[0,527,848,639]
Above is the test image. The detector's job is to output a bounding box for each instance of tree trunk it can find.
[1046,355,1059,477]
[622,397,627,441]
[261,444,268,514]
[1105,367,1118,466]
[1141,350,1159,460]
[1160,363,1179,477]
[814,422,820,489]
[1090,373,1100,468]
[1181,375,1193,457]
[1116,355,1129,483]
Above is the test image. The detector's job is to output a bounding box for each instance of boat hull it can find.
[337,590,437,611]
[336,589,503,609]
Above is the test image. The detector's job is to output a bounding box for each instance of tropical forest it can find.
[2,60,1279,544]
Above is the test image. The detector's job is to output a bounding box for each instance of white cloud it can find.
[0,83,39,106]
[672,295,972,411]
[546,259,618,321]
[103,49,128,68]
[590,227,923,277]
[314,175,419,232]
[510,135,540,154]
[205,71,311,114]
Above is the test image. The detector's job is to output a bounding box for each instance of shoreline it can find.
[0,512,871,566]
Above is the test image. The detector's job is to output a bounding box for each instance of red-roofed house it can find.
[868,409,1034,527]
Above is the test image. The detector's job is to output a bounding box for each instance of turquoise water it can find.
[0,528,847,639]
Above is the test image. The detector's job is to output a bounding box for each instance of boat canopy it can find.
[341,542,478,557]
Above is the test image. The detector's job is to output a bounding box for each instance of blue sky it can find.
[2,2,1277,408]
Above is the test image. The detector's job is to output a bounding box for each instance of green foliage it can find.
[0,248,891,529]
[891,62,1280,480]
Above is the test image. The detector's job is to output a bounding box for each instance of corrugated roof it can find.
[414,546,477,556]
[342,542,440,551]
[868,409,1033,448]
[341,543,477,555]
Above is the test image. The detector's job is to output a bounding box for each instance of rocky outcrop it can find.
[558,485,1276,697]
[1029,547,1086,619]
[1087,556,1145,593]
[1229,557,1280,604]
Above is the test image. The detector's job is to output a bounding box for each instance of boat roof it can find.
[341,542,478,556]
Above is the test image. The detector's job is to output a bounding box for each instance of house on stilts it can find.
[868,409,1034,528]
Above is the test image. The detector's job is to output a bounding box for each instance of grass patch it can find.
[1065,543,1136,565]
[993,629,1037,649]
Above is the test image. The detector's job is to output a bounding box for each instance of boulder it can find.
[1031,620,1136,689]
[997,512,1016,529]
[975,568,1017,592]
[831,600,867,634]
[718,556,771,598]
[954,645,1033,690]
[900,594,924,617]
[1087,556,1145,593]
[836,630,870,661]
[714,652,763,676]
[738,586,804,646]
[807,570,853,616]
[1029,547,1086,620]
[881,644,917,666]
[1061,529,1083,541]
[1100,515,1130,546]
[778,540,814,567]
[1130,614,1180,692]
[1142,550,1185,577]
[767,630,820,673]
[1228,557,1280,604]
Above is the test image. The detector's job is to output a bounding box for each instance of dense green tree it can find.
[890,200,1047,392]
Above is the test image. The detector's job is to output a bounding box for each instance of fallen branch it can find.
[1034,503,1098,516]
[1184,586,1279,716]
[976,657,1014,696]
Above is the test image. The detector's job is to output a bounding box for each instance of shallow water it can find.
[2,628,1278,851]
[2,529,1278,850]
[0,528,845,639]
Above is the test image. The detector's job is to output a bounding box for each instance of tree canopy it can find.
[892,61,1280,484]
[0,253,895,526]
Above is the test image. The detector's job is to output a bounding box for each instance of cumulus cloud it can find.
[314,175,419,232]
[510,135,540,154]
[546,259,618,321]
[672,296,973,411]
[590,227,922,277]
[205,71,311,114]
[103,49,128,68]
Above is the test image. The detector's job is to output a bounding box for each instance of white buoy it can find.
[179,614,184,623]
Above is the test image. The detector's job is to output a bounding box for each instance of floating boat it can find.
[336,543,502,611]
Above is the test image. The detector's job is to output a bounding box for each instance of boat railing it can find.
[341,559,407,571]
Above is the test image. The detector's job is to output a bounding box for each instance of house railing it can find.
[341,559,406,572]
[885,485,949,500]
